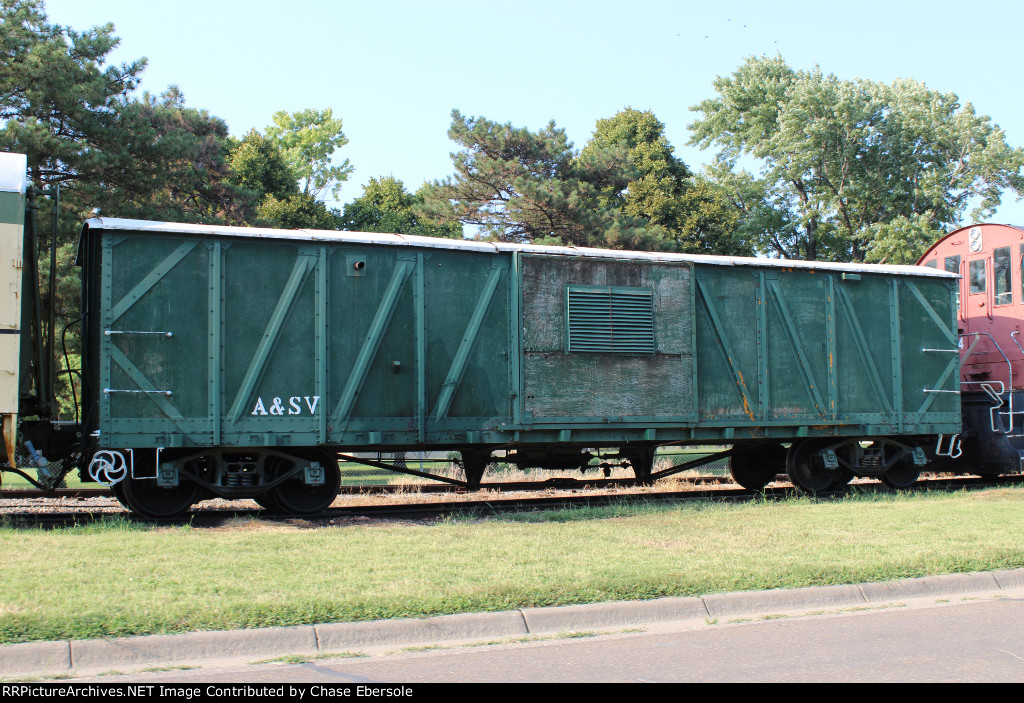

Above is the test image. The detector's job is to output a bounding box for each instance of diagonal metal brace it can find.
[335,452,471,488]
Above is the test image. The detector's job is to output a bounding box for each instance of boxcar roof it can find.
[83,217,956,279]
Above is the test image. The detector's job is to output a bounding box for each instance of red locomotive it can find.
[918,223,1024,473]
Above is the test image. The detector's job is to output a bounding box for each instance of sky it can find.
[43,0,1024,227]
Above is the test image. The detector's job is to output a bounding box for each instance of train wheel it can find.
[121,477,198,519]
[825,443,859,488]
[253,492,282,512]
[110,479,129,508]
[830,468,856,487]
[269,452,341,515]
[254,456,289,512]
[880,461,920,489]
[786,440,837,494]
[730,444,786,490]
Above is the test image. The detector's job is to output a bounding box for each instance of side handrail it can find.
[936,434,962,459]
[959,332,1014,434]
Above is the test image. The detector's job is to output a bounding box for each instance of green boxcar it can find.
[76,219,960,514]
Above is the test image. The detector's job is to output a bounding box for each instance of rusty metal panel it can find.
[692,263,959,434]
[520,254,693,422]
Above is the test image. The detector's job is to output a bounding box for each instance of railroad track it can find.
[5,473,1023,529]
[0,474,735,499]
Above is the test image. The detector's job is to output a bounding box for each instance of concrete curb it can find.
[858,570,999,602]
[315,611,528,651]
[703,583,865,617]
[521,595,709,632]
[70,626,319,671]
[4,568,1023,677]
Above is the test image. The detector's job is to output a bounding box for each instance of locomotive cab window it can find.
[946,255,962,310]
[1019,244,1024,302]
[969,259,986,295]
[994,246,1012,305]
[566,285,655,355]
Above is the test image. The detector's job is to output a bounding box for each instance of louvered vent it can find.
[566,286,655,355]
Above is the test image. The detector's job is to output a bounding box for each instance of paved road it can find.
[71,593,1024,683]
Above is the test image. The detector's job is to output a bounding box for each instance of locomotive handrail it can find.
[965,380,1006,394]
[960,332,981,359]
[979,382,1008,436]
[1010,330,1024,358]
[960,332,1012,386]
[959,332,1014,434]
[936,434,962,459]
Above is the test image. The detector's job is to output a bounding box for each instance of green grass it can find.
[1,471,88,489]
[1,487,1022,644]
[250,652,367,665]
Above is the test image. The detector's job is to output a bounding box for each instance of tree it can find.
[581,108,747,256]
[95,87,251,224]
[418,109,660,249]
[226,128,343,230]
[256,192,344,230]
[689,55,1024,263]
[583,108,691,217]
[0,0,145,192]
[228,128,297,201]
[265,108,353,200]
[341,176,461,237]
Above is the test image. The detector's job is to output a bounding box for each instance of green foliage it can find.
[257,192,343,230]
[582,108,747,255]
[341,176,461,237]
[228,129,298,201]
[864,214,949,265]
[673,175,747,256]
[418,109,664,250]
[690,55,1024,262]
[227,128,344,230]
[420,108,748,255]
[583,107,693,216]
[265,108,353,200]
[0,0,145,191]
[0,2,247,225]
[92,87,250,225]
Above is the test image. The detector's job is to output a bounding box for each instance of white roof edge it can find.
[0,153,28,194]
[84,217,957,278]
